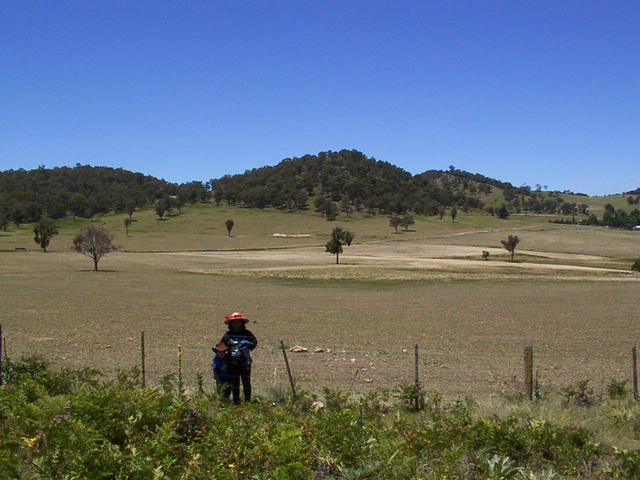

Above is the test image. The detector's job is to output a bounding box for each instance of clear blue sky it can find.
[1,1,639,195]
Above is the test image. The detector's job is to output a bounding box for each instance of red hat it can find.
[224,312,249,324]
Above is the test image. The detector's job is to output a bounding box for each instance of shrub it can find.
[2,359,639,479]
[632,259,640,272]
[563,380,596,408]
[607,379,629,400]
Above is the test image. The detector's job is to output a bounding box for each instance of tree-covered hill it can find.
[0,165,209,223]
[2,151,636,226]
[210,149,578,217]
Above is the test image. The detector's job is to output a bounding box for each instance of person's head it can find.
[229,319,244,331]
[213,342,227,358]
[225,312,249,331]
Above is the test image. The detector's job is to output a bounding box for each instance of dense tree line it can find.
[601,204,640,228]
[210,149,600,219]
[210,150,534,217]
[3,154,637,225]
[0,165,209,224]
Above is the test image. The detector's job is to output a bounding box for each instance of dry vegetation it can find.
[1,204,639,401]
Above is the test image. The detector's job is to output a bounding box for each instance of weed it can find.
[607,379,629,400]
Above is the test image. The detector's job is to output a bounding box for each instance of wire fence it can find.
[1,325,637,400]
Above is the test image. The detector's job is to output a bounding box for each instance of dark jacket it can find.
[221,328,257,366]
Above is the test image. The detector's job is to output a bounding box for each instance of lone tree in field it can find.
[325,226,354,264]
[501,235,520,262]
[225,219,234,237]
[73,224,117,271]
[451,206,458,223]
[389,216,402,233]
[401,214,415,231]
[124,217,132,236]
[33,217,58,252]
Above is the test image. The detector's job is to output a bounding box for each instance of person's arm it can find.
[246,330,258,350]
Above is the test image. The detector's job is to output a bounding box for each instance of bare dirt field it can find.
[2,227,639,401]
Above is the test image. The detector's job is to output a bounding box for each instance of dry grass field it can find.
[1,204,639,401]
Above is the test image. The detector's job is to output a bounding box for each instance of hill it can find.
[1,150,638,227]
[211,149,528,215]
[0,165,208,223]
[210,149,635,221]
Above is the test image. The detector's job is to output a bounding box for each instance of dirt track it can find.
[156,242,633,277]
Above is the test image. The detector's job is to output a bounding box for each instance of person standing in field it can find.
[220,312,257,404]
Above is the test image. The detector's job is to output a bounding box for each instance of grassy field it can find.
[1,204,639,401]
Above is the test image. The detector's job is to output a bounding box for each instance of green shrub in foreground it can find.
[2,357,640,479]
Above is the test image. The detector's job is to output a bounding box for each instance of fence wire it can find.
[2,329,637,399]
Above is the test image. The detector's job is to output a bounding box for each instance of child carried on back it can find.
[211,342,230,392]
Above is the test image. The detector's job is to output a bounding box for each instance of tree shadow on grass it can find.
[76,269,118,273]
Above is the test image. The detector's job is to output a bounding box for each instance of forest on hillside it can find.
[1,151,639,228]
[0,165,209,224]
[210,149,600,219]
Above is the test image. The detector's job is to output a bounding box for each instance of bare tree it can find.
[124,217,132,236]
[501,235,520,262]
[33,217,58,252]
[72,224,117,271]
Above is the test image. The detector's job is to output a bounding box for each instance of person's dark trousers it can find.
[223,365,251,404]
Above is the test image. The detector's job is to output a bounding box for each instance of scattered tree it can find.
[126,202,136,220]
[501,235,520,262]
[497,204,510,219]
[154,198,168,220]
[451,207,458,223]
[325,202,338,221]
[294,191,308,211]
[11,205,26,228]
[70,193,89,218]
[72,224,117,271]
[632,259,640,272]
[438,207,446,220]
[340,196,352,217]
[389,216,402,233]
[400,214,415,231]
[124,217,132,236]
[325,226,354,264]
[0,214,8,231]
[173,196,185,213]
[225,219,234,237]
[482,251,490,261]
[33,217,58,252]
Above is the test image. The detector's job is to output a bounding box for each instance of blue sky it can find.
[1,1,639,195]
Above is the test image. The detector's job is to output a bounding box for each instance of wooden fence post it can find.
[280,340,297,399]
[140,331,146,387]
[414,344,420,410]
[524,345,533,401]
[633,345,638,401]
